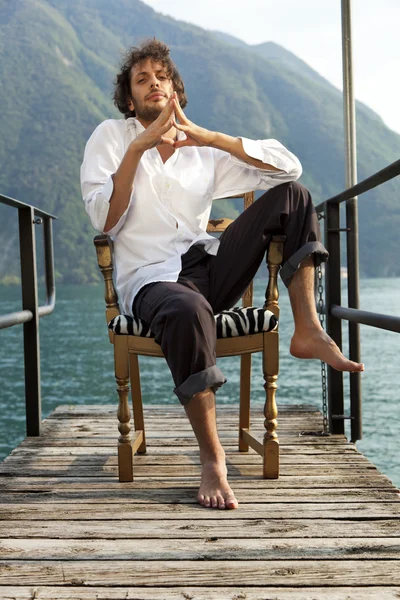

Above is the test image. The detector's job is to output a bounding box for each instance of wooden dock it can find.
[0,404,399,599]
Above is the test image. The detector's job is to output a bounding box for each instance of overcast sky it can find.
[143,0,400,134]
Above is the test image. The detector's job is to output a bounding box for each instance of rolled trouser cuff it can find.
[280,241,329,287]
[174,365,227,405]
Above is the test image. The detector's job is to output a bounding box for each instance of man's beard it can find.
[134,101,164,124]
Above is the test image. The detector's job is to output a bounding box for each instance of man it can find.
[81,39,363,511]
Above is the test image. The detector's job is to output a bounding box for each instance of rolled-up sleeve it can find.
[212,138,302,199]
[80,120,130,235]
[239,137,302,179]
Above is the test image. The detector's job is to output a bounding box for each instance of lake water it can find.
[0,278,399,488]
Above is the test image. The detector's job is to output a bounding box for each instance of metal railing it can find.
[316,158,400,442]
[0,193,56,436]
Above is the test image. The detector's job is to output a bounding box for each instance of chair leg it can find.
[114,336,134,482]
[239,353,251,452]
[129,354,147,454]
[262,331,279,479]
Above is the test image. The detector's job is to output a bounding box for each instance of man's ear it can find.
[127,98,134,111]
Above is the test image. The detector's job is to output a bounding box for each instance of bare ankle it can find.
[293,322,323,337]
[184,386,227,469]
[200,448,226,466]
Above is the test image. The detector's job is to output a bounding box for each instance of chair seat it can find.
[108,307,278,339]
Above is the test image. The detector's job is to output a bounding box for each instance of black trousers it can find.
[133,182,328,404]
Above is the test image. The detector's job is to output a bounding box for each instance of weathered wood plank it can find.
[40,415,324,427]
[51,403,320,415]
[2,454,370,468]
[10,444,360,456]
[0,474,394,490]
[16,435,348,447]
[3,586,400,600]
[0,464,380,478]
[0,502,399,520]
[44,416,323,424]
[21,434,326,445]
[1,560,400,586]
[3,446,365,461]
[1,488,397,505]
[41,420,324,431]
[1,537,400,560]
[43,414,323,422]
[1,518,399,539]
[1,587,400,600]
[48,406,321,419]
[35,411,321,418]
[48,415,322,423]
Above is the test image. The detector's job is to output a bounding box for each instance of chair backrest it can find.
[207,191,254,307]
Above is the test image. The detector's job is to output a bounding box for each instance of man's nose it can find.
[149,76,160,88]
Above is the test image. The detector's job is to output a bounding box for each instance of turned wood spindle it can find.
[263,333,279,479]
[265,235,286,318]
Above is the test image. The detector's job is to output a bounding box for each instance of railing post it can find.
[341,0,362,441]
[43,217,55,306]
[324,202,345,434]
[18,206,41,436]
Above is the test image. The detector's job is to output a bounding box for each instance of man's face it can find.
[128,59,174,124]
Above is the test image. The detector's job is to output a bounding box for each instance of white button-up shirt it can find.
[81,118,302,315]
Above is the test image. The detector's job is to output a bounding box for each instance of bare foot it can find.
[290,328,364,372]
[198,459,238,510]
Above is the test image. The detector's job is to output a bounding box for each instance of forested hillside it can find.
[0,0,399,284]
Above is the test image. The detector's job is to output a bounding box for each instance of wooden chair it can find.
[94,191,285,482]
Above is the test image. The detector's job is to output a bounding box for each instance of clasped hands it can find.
[133,92,216,152]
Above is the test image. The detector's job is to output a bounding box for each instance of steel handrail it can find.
[0,193,57,436]
[331,305,400,333]
[316,158,400,211]
[0,197,56,330]
[316,157,399,443]
[0,193,56,219]
[0,310,33,328]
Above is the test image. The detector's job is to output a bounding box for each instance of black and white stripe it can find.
[109,314,153,337]
[215,307,277,338]
[108,307,278,339]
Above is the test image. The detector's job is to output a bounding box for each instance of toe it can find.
[346,360,364,373]
[211,496,218,509]
[203,495,211,508]
[226,494,239,509]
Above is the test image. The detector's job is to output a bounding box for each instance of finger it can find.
[159,136,175,146]
[173,93,188,123]
[157,102,175,125]
[159,119,174,133]
[174,138,192,149]
[172,120,189,132]
[156,98,175,124]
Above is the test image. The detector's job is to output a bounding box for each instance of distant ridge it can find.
[0,0,399,283]
[212,32,383,123]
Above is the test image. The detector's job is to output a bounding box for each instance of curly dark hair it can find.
[113,39,187,119]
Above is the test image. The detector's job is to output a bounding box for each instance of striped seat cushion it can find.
[108,307,277,339]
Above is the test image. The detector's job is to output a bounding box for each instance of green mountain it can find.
[0,0,399,285]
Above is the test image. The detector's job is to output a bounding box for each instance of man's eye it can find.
[137,78,145,83]
[158,75,167,80]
